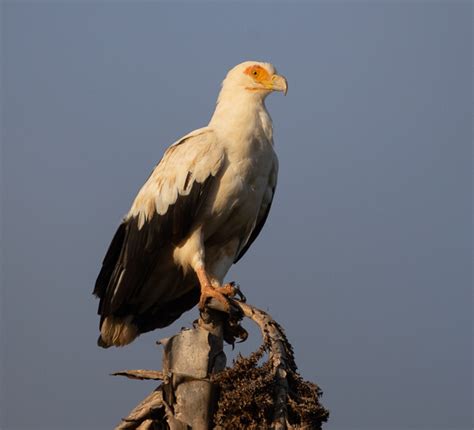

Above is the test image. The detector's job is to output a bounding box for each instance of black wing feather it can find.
[93,222,127,299]
[93,176,215,329]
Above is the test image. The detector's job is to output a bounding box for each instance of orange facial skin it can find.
[244,65,273,91]
[244,65,272,82]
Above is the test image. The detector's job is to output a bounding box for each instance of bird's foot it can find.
[199,284,231,311]
[198,281,245,312]
[213,281,246,303]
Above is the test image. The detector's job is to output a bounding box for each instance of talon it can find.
[236,287,246,303]
[227,282,246,302]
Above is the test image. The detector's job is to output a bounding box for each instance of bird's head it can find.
[222,61,288,98]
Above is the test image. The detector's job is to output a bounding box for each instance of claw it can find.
[228,282,246,303]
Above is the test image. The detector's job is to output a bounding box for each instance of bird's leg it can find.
[196,267,237,311]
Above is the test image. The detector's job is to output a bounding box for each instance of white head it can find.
[210,61,287,136]
[219,61,288,102]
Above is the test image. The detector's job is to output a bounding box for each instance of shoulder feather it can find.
[128,127,224,228]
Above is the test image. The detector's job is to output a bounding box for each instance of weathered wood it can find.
[114,389,165,430]
[136,419,156,430]
[114,306,227,430]
[236,302,291,429]
[112,370,164,381]
[162,329,213,428]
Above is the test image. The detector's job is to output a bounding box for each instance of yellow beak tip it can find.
[272,74,288,95]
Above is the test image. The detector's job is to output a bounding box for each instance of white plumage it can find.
[94,61,287,347]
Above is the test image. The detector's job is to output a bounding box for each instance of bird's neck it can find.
[209,90,273,144]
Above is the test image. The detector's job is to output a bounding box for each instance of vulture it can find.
[93,61,287,347]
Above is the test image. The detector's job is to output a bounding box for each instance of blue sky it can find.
[1,2,472,429]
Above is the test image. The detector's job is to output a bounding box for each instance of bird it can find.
[93,61,287,348]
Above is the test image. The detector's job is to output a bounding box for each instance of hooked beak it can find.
[271,74,288,95]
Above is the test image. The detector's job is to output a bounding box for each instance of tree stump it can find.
[113,299,329,429]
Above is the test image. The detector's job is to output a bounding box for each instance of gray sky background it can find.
[1,1,472,429]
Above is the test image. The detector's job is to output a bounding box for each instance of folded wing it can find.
[93,128,225,340]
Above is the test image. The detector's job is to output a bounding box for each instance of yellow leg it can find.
[195,267,236,311]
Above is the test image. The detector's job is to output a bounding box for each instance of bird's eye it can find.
[252,70,258,76]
